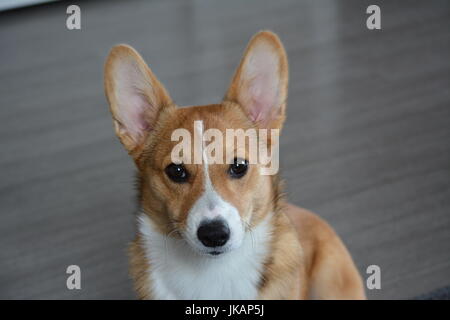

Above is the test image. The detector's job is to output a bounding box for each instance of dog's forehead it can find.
[174,104,233,131]
[148,102,253,164]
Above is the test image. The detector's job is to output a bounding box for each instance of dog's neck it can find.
[138,211,274,299]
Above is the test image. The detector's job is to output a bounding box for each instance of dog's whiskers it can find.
[244,221,255,250]
[162,222,183,262]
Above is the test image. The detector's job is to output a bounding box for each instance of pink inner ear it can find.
[248,74,279,123]
[115,59,154,143]
[119,92,152,141]
[241,45,280,125]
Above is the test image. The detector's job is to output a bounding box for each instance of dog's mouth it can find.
[199,247,230,257]
[194,244,233,258]
[206,248,231,257]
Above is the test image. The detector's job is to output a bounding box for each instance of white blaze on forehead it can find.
[184,120,244,252]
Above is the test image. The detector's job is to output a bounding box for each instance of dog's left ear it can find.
[104,44,173,157]
[225,31,288,130]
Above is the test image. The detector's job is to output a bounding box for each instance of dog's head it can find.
[104,31,288,256]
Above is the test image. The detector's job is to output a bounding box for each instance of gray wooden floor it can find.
[0,0,449,299]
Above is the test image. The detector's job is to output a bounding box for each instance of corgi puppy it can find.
[104,31,366,300]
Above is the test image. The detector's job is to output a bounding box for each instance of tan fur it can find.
[285,204,366,299]
[105,31,366,300]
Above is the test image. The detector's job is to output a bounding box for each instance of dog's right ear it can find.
[104,44,172,156]
[224,31,288,130]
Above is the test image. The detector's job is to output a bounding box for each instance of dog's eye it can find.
[165,163,189,183]
[229,158,248,179]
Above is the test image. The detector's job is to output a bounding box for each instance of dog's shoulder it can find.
[129,235,153,299]
[284,203,366,299]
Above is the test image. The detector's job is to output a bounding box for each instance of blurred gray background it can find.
[0,0,449,299]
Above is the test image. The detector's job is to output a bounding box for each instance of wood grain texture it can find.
[0,0,449,299]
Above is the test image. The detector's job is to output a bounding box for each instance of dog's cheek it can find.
[142,168,179,219]
[221,179,253,221]
[171,184,204,230]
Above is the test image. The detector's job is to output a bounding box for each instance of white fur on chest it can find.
[138,213,272,300]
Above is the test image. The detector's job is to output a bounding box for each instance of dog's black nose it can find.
[197,219,230,247]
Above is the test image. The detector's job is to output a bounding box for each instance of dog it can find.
[104,31,366,299]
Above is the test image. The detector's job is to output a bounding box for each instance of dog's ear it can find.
[104,44,172,156]
[225,31,288,130]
